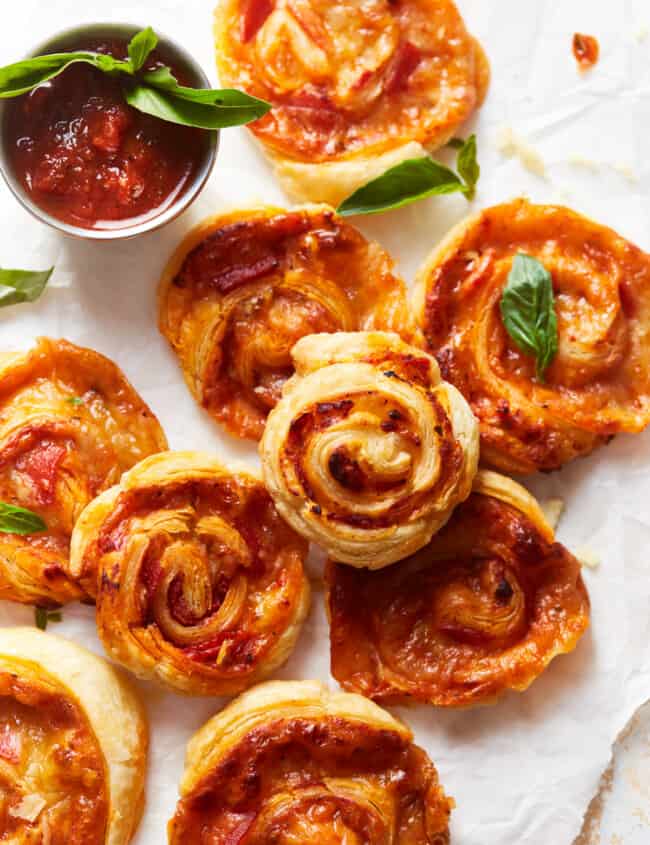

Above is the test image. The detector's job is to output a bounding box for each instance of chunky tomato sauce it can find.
[573,33,599,70]
[3,39,206,229]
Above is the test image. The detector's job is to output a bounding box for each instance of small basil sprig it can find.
[0,502,47,534]
[337,134,480,217]
[0,266,53,308]
[35,607,62,631]
[0,27,270,130]
[500,254,559,381]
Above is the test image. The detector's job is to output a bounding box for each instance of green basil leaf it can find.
[457,134,479,200]
[447,137,465,150]
[127,27,158,72]
[0,52,129,98]
[65,396,84,406]
[337,157,464,216]
[124,82,270,128]
[139,66,177,90]
[0,266,53,308]
[35,607,62,631]
[0,503,47,535]
[141,69,270,111]
[500,253,559,381]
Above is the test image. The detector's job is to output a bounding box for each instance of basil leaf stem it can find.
[0,502,47,535]
[0,267,53,308]
[0,28,271,131]
[500,253,559,381]
[337,135,480,216]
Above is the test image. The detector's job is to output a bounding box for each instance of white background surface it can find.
[2,1,650,843]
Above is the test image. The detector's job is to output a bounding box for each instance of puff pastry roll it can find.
[326,470,590,707]
[0,626,147,845]
[416,199,650,473]
[69,451,310,695]
[159,205,416,440]
[214,0,489,205]
[168,679,453,843]
[260,331,479,568]
[0,338,167,606]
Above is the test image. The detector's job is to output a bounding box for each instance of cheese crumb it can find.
[569,154,600,171]
[635,25,649,43]
[575,545,601,569]
[568,156,638,185]
[540,498,564,531]
[9,795,47,822]
[496,127,546,177]
[612,161,638,184]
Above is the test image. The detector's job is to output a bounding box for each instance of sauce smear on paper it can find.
[572,33,600,70]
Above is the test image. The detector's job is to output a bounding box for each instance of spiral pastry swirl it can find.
[168,680,453,844]
[159,205,416,440]
[0,627,147,845]
[0,338,167,606]
[69,452,310,695]
[416,199,650,473]
[260,331,479,569]
[326,470,590,707]
[214,0,489,205]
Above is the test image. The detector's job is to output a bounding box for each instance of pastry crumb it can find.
[569,155,600,171]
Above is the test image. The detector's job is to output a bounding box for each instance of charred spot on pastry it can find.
[328,449,366,491]
[494,578,514,604]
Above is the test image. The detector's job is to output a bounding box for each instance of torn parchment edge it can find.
[572,699,650,844]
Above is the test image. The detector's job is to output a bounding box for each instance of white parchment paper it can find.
[2,1,650,842]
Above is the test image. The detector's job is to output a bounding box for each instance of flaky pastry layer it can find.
[159,204,417,440]
[70,451,310,696]
[214,0,489,204]
[0,338,167,605]
[260,331,479,568]
[169,679,453,843]
[326,470,590,706]
[0,627,147,845]
[415,198,650,472]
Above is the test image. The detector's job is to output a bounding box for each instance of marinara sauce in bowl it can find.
[0,24,217,239]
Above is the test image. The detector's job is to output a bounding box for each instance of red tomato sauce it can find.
[3,38,206,229]
[572,33,600,70]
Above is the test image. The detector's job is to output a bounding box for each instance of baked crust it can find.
[168,679,453,843]
[158,204,417,440]
[0,627,147,845]
[326,470,590,707]
[213,0,489,204]
[260,331,479,568]
[415,198,650,473]
[69,451,310,696]
[0,338,167,605]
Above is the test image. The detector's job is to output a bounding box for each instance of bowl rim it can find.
[0,21,219,242]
